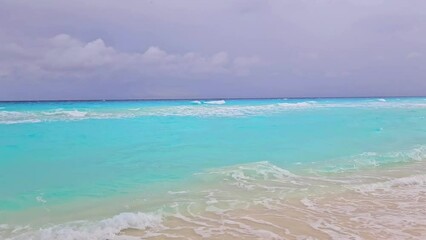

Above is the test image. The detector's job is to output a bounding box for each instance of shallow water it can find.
[0,98,425,239]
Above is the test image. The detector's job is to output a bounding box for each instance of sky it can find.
[0,0,425,100]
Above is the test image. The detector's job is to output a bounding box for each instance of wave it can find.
[4,157,426,239]
[51,110,88,118]
[201,161,297,179]
[8,212,162,240]
[311,145,426,173]
[0,109,93,124]
[204,100,226,105]
[350,174,426,194]
[1,100,426,124]
[196,161,297,191]
[189,100,226,105]
[277,102,315,108]
[0,103,298,124]
[169,160,426,239]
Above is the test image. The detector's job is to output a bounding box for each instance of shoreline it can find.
[4,158,426,239]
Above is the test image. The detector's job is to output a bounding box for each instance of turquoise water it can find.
[1,98,426,239]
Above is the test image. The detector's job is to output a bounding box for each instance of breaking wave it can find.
[313,145,426,173]
[350,174,426,194]
[2,99,426,124]
[204,100,226,105]
[7,212,162,240]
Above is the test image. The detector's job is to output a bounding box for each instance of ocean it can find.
[0,98,425,239]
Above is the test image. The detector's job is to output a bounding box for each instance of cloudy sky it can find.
[0,0,425,100]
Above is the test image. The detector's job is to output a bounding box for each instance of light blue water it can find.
[1,98,426,239]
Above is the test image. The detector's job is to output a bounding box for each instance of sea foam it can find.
[351,174,426,194]
[9,212,162,240]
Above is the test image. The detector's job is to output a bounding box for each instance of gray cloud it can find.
[0,0,425,100]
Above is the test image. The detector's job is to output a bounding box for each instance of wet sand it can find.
[117,160,426,239]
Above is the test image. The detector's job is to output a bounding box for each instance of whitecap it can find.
[63,110,88,118]
[41,109,87,118]
[276,102,315,108]
[204,100,226,105]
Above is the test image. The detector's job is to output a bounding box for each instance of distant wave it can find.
[0,109,92,124]
[1,100,426,124]
[190,100,225,105]
[57,110,88,118]
[277,102,315,108]
[204,100,226,105]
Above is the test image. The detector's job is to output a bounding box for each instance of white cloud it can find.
[211,52,229,66]
[141,46,174,64]
[42,35,117,70]
[0,34,260,79]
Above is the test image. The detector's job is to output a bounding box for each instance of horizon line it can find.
[0,95,425,103]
